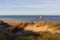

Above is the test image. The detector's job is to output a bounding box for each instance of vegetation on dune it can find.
[35,21,60,30]
[0,20,12,29]
[0,31,60,40]
[0,20,60,40]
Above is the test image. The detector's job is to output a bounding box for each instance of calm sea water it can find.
[0,15,60,22]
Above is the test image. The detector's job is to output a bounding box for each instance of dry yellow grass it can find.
[0,20,60,33]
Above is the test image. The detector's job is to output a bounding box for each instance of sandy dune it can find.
[0,20,59,33]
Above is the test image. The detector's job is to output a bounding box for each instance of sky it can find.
[0,0,60,15]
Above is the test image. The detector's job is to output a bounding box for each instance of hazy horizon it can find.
[0,0,60,15]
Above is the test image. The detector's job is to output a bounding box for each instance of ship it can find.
[36,16,43,19]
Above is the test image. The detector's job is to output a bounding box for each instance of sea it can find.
[0,15,60,22]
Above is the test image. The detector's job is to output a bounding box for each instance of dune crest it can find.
[0,20,60,34]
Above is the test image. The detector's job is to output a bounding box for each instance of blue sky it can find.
[0,0,60,15]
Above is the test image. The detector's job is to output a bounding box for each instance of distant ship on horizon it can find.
[36,16,44,19]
